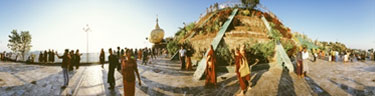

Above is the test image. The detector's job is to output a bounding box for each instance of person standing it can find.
[117,47,122,71]
[121,49,141,96]
[51,50,55,63]
[75,49,82,69]
[39,52,43,63]
[335,51,339,62]
[302,47,309,76]
[332,50,336,62]
[47,49,51,63]
[56,49,71,88]
[328,50,332,62]
[179,46,187,70]
[138,49,142,60]
[185,47,193,71]
[44,50,48,63]
[100,48,105,68]
[107,48,118,89]
[296,46,304,78]
[205,45,216,87]
[343,51,349,63]
[69,50,75,71]
[312,49,317,62]
[150,48,154,60]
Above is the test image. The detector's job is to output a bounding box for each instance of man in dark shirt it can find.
[142,48,148,65]
[56,49,71,88]
[108,48,118,89]
[117,46,121,71]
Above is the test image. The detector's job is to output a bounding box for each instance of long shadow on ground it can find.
[329,77,375,96]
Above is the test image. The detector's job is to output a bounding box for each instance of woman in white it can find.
[302,48,309,76]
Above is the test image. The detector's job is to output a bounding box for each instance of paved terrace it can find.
[0,57,374,96]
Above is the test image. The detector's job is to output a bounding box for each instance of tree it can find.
[241,0,260,9]
[7,30,32,61]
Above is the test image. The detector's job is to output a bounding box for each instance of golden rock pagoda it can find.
[149,17,164,44]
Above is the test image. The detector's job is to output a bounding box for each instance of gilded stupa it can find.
[149,17,165,44]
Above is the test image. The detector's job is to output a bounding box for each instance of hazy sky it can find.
[0,0,374,53]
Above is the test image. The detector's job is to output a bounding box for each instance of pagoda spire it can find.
[155,15,160,29]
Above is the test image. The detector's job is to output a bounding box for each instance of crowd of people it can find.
[307,48,375,63]
[55,49,82,88]
[97,46,164,96]
[0,51,7,61]
[38,49,56,63]
[1,44,375,96]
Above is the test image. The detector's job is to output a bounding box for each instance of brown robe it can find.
[296,51,303,76]
[235,52,250,90]
[122,58,138,96]
[138,50,142,60]
[205,49,216,86]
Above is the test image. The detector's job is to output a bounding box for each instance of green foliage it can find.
[213,20,221,32]
[269,23,282,42]
[241,9,250,16]
[182,41,195,57]
[329,42,347,52]
[166,40,179,55]
[174,27,188,41]
[281,39,297,57]
[241,0,260,9]
[185,22,195,32]
[7,29,32,60]
[245,40,275,63]
[205,25,212,33]
[215,42,232,66]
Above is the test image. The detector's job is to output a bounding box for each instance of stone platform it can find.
[1,57,374,96]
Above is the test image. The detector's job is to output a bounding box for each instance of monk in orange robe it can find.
[122,50,141,96]
[205,45,216,87]
[235,48,250,95]
[138,49,142,60]
[235,45,258,95]
[185,48,193,71]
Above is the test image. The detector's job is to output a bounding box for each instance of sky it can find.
[0,0,374,53]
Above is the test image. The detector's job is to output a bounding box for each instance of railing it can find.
[193,8,239,80]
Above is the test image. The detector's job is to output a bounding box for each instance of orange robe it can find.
[235,53,250,90]
[122,58,138,96]
[205,49,216,86]
[186,56,192,70]
[138,50,142,60]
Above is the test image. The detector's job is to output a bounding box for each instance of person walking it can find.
[142,48,148,65]
[107,48,118,89]
[235,46,249,95]
[121,49,141,96]
[56,49,71,88]
[205,45,216,88]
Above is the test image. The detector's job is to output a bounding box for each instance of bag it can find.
[239,58,250,77]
